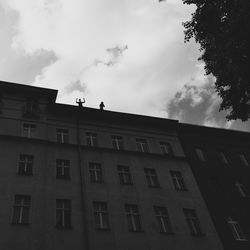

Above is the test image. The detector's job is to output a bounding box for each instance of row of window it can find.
[195,148,250,167]
[18,154,249,197]
[17,154,187,190]
[22,124,173,155]
[12,195,248,240]
[12,195,200,235]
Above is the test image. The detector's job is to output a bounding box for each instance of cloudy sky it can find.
[0,0,249,131]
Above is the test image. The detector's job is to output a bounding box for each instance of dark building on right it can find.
[179,124,250,250]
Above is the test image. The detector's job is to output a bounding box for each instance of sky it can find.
[0,0,249,132]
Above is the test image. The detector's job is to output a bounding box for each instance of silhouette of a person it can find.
[99,102,105,110]
[76,98,85,107]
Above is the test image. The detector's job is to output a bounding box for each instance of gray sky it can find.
[0,0,249,131]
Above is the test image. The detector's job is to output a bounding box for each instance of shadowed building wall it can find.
[179,124,250,250]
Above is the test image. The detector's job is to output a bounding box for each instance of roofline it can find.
[179,122,250,136]
[0,80,58,102]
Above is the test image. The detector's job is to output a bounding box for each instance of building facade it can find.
[0,81,223,250]
[179,124,250,250]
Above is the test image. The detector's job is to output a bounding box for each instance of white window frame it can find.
[136,138,149,153]
[159,142,172,155]
[111,135,123,150]
[235,182,246,198]
[56,199,71,228]
[154,206,172,233]
[239,154,249,167]
[89,162,103,182]
[170,171,187,191]
[195,148,206,162]
[12,195,31,224]
[86,132,98,147]
[220,152,228,164]
[18,154,33,175]
[227,217,247,241]
[23,123,36,138]
[56,129,69,143]
[93,202,109,229]
[125,204,142,232]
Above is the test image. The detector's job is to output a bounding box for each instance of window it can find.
[23,123,36,138]
[125,204,142,232]
[111,135,124,150]
[89,162,103,183]
[56,199,71,229]
[227,217,247,241]
[170,171,187,191]
[239,154,249,167]
[154,206,173,233]
[56,159,70,179]
[18,154,33,176]
[0,94,3,114]
[12,195,31,225]
[183,209,202,236]
[117,165,132,185]
[144,168,160,188]
[235,182,247,198]
[220,152,229,164]
[136,138,149,153]
[159,142,173,155]
[56,129,69,143]
[86,132,98,147]
[93,202,110,229]
[23,98,39,118]
[195,148,206,162]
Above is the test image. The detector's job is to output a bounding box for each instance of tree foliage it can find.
[182,0,250,121]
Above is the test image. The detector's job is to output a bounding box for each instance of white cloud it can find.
[1,0,201,117]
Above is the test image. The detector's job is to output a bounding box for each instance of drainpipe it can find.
[76,108,90,250]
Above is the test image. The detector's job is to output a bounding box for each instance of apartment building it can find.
[0,80,223,250]
[179,124,250,250]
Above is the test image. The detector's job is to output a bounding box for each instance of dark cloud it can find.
[167,77,250,132]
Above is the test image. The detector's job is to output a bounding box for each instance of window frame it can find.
[56,128,69,144]
[111,135,124,150]
[117,165,133,185]
[227,216,247,241]
[219,151,229,164]
[56,159,70,180]
[170,171,187,191]
[144,168,160,188]
[89,162,103,183]
[86,132,98,147]
[93,202,110,230]
[125,204,142,232]
[235,182,247,198]
[183,208,203,236]
[136,138,149,153]
[239,153,249,167]
[195,148,206,162]
[23,123,36,138]
[18,154,34,176]
[159,141,173,155]
[154,206,173,234]
[12,195,31,225]
[56,199,72,229]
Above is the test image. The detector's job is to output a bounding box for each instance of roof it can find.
[0,80,58,103]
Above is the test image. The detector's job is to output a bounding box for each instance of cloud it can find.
[0,3,57,84]
[94,45,128,66]
[0,0,200,115]
[64,79,86,94]
[167,74,250,132]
